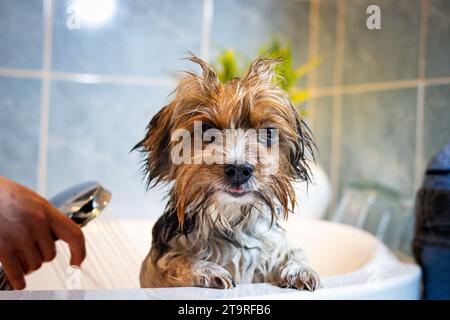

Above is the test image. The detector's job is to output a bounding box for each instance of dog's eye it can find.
[202,123,214,133]
[201,123,216,143]
[260,127,278,147]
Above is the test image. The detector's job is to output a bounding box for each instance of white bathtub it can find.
[0,216,421,299]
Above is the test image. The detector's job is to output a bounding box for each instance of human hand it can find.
[0,176,86,290]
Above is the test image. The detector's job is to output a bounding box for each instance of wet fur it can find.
[134,54,320,290]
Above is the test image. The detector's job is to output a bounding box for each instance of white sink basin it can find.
[0,215,421,299]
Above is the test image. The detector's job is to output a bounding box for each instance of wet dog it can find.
[134,55,320,290]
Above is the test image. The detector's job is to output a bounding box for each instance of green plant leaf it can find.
[211,36,320,118]
[289,88,309,104]
[214,49,241,83]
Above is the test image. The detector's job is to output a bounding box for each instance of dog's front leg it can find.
[276,248,321,291]
[141,252,235,289]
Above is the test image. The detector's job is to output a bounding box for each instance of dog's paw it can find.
[193,262,235,289]
[279,264,320,291]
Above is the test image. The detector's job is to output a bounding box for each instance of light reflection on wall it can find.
[70,0,117,29]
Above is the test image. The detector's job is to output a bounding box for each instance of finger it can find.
[16,251,30,274]
[34,231,57,262]
[20,241,43,273]
[50,212,86,266]
[1,251,26,290]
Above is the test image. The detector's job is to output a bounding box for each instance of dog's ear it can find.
[289,109,315,183]
[133,102,175,188]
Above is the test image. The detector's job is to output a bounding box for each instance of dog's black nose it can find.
[224,163,254,185]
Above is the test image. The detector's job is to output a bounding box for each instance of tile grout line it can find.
[37,0,53,196]
[414,0,429,192]
[426,76,450,86]
[51,71,176,87]
[415,85,425,188]
[418,0,428,80]
[0,68,43,79]
[201,0,214,63]
[1,72,450,94]
[312,79,420,97]
[306,0,320,132]
[0,68,176,87]
[329,0,345,215]
[308,77,450,97]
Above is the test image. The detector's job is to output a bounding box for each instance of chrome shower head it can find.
[49,181,112,227]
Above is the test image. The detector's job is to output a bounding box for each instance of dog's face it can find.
[134,55,313,227]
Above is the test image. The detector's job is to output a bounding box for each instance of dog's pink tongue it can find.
[229,187,243,193]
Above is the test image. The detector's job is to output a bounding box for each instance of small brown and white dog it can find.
[134,54,320,290]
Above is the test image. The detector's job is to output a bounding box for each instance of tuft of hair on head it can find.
[240,55,283,85]
[182,51,221,97]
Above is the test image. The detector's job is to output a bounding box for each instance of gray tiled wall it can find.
[52,0,203,77]
[339,89,418,197]
[424,85,450,164]
[0,0,43,69]
[426,0,450,78]
[310,96,333,174]
[0,0,449,221]
[311,0,450,205]
[0,77,41,188]
[315,0,337,87]
[343,0,421,84]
